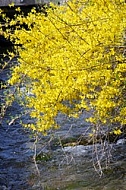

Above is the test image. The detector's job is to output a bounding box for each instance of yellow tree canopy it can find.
[5,0,126,133]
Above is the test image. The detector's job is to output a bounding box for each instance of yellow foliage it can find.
[113,128,122,135]
[9,2,15,7]
[4,0,126,133]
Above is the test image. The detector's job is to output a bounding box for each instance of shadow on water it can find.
[0,46,126,190]
[0,46,35,190]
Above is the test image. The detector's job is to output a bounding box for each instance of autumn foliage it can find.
[3,0,126,134]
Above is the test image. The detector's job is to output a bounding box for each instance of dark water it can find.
[0,47,126,190]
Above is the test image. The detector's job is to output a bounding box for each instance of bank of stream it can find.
[0,47,126,190]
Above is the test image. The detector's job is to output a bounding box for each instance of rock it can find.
[116,138,126,145]
[63,145,92,156]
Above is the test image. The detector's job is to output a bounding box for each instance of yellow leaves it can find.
[88,117,96,124]
[15,7,21,12]
[120,107,126,116]
[5,0,126,133]
[30,7,36,14]
[0,9,3,14]
[8,75,20,85]
[113,128,122,135]
[115,63,126,72]
[9,2,15,7]
[110,48,115,56]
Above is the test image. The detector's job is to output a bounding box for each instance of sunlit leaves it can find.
[113,128,122,135]
[4,0,126,133]
[9,2,15,8]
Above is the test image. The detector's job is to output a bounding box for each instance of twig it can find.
[33,134,40,176]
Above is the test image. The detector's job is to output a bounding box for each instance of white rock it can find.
[116,138,126,145]
[63,145,87,156]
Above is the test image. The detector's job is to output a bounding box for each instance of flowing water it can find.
[0,47,126,190]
